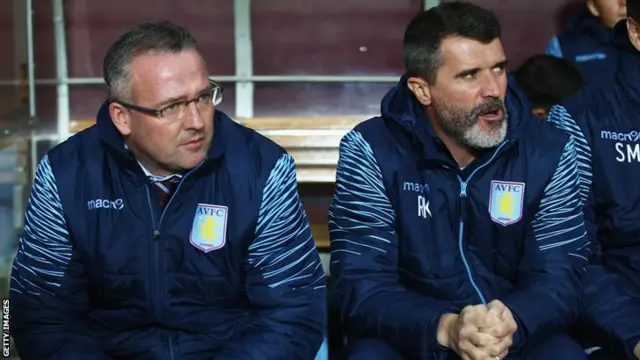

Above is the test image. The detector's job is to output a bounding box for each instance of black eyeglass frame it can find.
[111,79,223,119]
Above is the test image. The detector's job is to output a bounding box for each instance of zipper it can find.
[455,141,509,305]
[168,332,176,360]
[144,162,205,318]
[145,186,162,316]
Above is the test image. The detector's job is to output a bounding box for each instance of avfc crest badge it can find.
[489,181,525,226]
[190,204,228,252]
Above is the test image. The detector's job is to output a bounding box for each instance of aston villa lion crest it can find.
[190,204,228,252]
[489,181,525,226]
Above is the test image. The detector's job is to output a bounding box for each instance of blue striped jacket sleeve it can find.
[502,137,589,351]
[215,153,326,360]
[546,104,597,250]
[10,155,108,359]
[328,130,457,358]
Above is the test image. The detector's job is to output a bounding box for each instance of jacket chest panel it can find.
[391,161,541,279]
[67,175,257,289]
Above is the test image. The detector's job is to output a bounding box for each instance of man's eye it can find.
[164,103,181,112]
[197,93,212,103]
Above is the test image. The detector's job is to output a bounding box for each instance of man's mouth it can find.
[477,108,504,122]
[182,137,204,148]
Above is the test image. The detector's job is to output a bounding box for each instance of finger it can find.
[484,307,502,327]
[498,348,509,359]
[487,299,505,311]
[491,301,510,324]
[485,334,514,357]
[460,305,484,326]
[468,329,499,348]
[482,321,512,338]
[472,305,491,327]
[460,305,477,321]
[473,304,489,314]
[505,313,518,333]
[490,310,518,337]
[461,343,491,360]
[463,304,488,317]
[459,324,478,344]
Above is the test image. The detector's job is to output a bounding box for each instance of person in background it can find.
[546,0,626,84]
[546,1,640,359]
[9,20,326,359]
[329,2,590,359]
[512,54,585,119]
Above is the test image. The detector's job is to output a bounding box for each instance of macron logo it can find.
[87,198,124,210]
[403,182,430,193]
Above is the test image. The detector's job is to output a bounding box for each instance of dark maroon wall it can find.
[443,0,580,68]
[9,0,580,126]
[0,2,15,80]
[0,1,19,121]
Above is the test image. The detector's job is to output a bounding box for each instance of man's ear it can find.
[407,76,432,106]
[627,18,640,52]
[586,0,600,18]
[109,102,132,136]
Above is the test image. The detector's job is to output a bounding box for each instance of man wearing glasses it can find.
[9,20,326,359]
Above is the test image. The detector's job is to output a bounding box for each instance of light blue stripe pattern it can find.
[11,155,71,296]
[329,130,396,261]
[249,153,325,290]
[546,105,593,205]
[531,137,589,262]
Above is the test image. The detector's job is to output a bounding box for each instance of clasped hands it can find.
[437,300,518,360]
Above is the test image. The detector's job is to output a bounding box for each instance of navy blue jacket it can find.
[546,10,618,85]
[10,103,326,359]
[329,77,590,358]
[547,20,640,357]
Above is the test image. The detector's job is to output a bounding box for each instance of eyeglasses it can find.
[113,79,223,120]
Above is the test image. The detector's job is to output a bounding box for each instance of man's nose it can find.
[184,102,205,129]
[480,74,501,99]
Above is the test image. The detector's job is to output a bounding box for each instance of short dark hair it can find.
[513,54,584,109]
[103,20,199,99]
[403,1,501,84]
[629,0,640,22]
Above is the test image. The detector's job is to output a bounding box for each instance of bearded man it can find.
[327,2,590,360]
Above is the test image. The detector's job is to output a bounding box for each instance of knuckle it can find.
[473,304,486,312]
[458,338,472,351]
[460,325,473,337]
[463,305,477,313]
